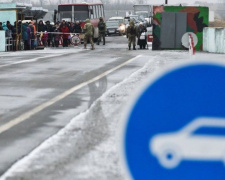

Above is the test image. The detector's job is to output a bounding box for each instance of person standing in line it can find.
[46,21,53,47]
[53,23,60,47]
[38,20,46,46]
[83,19,94,50]
[30,21,37,49]
[7,21,13,31]
[28,24,34,49]
[0,22,3,30]
[60,22,70,47]
[137,22,147,49]
[97,17,106,45]
[38,20,46,32]
[72,21,82,34]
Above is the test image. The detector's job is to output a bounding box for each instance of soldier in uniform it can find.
[97,17,106,45]
[126,20,137,50]
[83,19,94,50]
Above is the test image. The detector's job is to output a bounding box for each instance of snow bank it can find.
[0,52,189,180]
[203,27,225,54]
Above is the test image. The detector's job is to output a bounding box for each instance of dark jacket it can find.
[38,22,46,32]
[46,24,53,39]
[98,20,106,34]
[29,25,34,39]
[72,23,82,33]
[7,23,13,31]
[137,25,147,38]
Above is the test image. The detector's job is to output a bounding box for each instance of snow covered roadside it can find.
[1,51,190,180]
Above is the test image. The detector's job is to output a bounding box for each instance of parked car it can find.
[108,17,126,34]
[108,16,125,24]
[150,117,225,169]
[106,21,123,36]
[128,15,148,27]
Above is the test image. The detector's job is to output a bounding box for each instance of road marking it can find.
[0,50,83,68]
[0,55,142,134]
[0,54,64,68]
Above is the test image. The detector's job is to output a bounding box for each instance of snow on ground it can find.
[1,51,225,180]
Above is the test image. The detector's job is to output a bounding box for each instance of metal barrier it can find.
[0,30,5,52]
[0,31,83,52]
[5,37,13,52]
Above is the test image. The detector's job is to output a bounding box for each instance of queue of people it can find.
[0,20,39,50]
[0,17,148,51]
[38,20,82,48]
[0,19,84,51]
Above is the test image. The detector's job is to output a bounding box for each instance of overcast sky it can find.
[0,0,222,4]
[144,0,219,4]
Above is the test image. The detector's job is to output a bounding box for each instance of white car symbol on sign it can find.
[150,117,225,169]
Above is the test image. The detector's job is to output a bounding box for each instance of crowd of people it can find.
[0,17,148,51]
[0,19,83,50]
[38,20,82,48]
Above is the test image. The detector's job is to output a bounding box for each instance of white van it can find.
[108,17,126,34]
[108,17,125,24]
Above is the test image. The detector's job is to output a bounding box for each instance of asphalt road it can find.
[0,36,154,175]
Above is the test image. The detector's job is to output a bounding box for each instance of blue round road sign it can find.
[122,62,225,180]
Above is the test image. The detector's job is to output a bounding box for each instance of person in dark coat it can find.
[0,22,3,30]
[137,22,147,49]
[7,21,13,31]
[45,21,53,47]
[52,23,60,47]
[97,17,106,45]
[72,21,82,34]
[38,20,46,32]
[17,21,22,34]
[38,21,46,46]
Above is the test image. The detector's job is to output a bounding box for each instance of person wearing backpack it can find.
[97,17,106,45]
[126,20,137,50]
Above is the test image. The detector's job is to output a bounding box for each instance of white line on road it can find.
[0,55,142,134]
[0,50,82,68]
[0,54,64,68]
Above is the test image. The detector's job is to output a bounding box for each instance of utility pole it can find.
[165,0,168,4]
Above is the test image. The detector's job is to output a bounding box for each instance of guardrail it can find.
[0,31,88,52]
[5,37,13,52]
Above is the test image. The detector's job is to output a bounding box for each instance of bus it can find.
[58,3,105,40]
